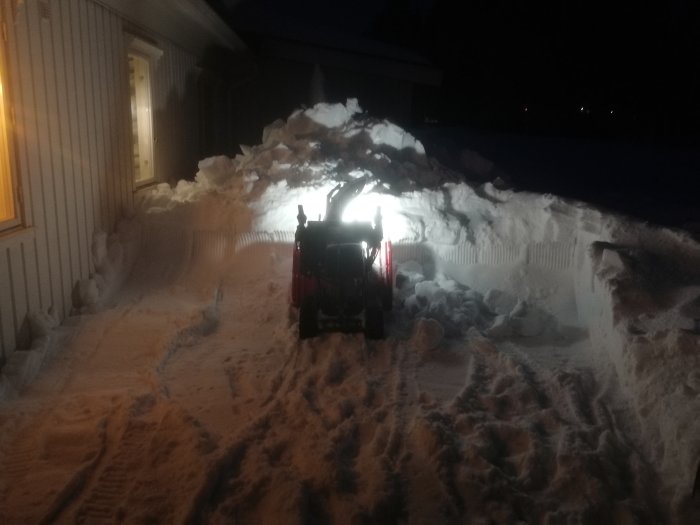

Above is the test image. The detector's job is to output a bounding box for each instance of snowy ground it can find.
[1,100,699,524]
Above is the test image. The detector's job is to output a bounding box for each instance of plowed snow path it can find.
[0,246,666,523]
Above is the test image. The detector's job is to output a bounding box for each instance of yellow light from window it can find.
[128,53,154,183]
[0,74,16,224]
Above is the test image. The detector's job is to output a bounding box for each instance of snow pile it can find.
[582,233,700,510]
[395,259,562,356]
[73,218,140,313]
[141,156,243,211]
[140,98,576,248]
[0,307,64,400]
[0,219,140,401]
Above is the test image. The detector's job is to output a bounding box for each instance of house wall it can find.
[0,0,239,363]
[151,39,201,184]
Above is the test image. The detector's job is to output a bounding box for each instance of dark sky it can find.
[210,0,700,136]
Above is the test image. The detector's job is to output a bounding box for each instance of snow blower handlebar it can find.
[324,176,367,222]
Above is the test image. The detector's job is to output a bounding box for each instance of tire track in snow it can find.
[0,429,37,491]
[186,335,414,523]
[360,337,423,522]
[438,334,666,521]
[75,409,156,524]
[183,336,307,522]
[0,405,109,525]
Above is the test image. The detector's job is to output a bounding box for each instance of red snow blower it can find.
[291,177,393,339]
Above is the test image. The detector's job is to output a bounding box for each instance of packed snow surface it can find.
[1,99,700,524]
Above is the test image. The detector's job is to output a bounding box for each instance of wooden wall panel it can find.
[98,8,116,229]
[61,0,90,279]
[0,246,16,359]
[57,1,83,280]
[0,0,228,359]
[73,0,98,248]
[49,0,81,302]
[2,4,42,340]
[86,1,106,232]
[36,0,74,318]
[7,243,28,346]
[23,2,61,317]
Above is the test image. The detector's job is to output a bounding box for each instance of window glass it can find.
[128,52,154,184]
[0,40,18,229]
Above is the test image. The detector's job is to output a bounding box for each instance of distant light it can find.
[523,105,528,112]
[580,106,584,112]
[610,110,614,115]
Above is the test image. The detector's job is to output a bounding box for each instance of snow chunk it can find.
[27,308,59,339]
[415,280,444,303]
[509,300,557,337]
[195,155,236,188]
[367,121,425,154]
[399,271,494,337]
[483,289,518,316]
[302,98,362,128]
[412,318,445,353]
[485,299,558,338]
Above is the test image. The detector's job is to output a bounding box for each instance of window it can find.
[0,37,19,231]
[127,37,161,186]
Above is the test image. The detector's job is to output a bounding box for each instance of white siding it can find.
[0,0,231,362]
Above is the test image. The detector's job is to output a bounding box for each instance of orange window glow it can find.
[0,74,15,224]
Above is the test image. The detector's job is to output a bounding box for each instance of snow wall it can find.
[140,220,582,323]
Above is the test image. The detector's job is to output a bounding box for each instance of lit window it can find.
[127,37,161,186]
[128,52,154,184]
[0,40,19,230]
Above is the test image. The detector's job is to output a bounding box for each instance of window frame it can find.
[126,35,162,188]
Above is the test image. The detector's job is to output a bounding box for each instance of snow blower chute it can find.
[291,177,393,339]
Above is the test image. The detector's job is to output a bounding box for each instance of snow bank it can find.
[0,218,141,401]
[140,99,580,252]
[580,231,700,510]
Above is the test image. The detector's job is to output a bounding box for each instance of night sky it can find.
[210,0,700,137]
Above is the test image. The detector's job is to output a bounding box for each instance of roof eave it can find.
[95,0,245,54]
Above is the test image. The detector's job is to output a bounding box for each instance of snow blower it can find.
[291,177,393,339]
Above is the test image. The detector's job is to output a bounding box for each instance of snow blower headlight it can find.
[342,191,409,241]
